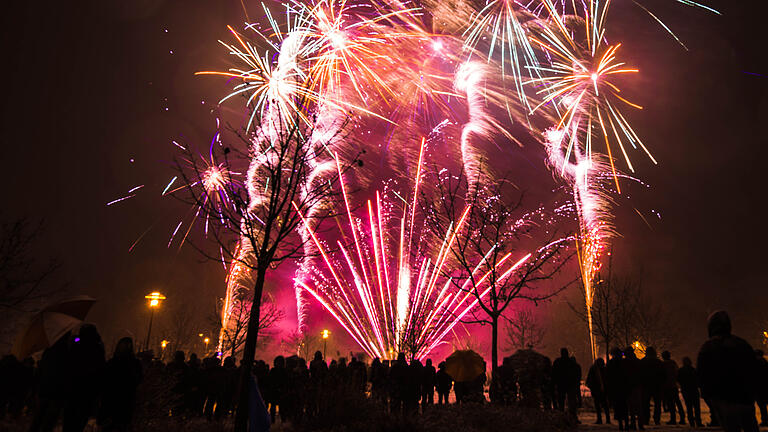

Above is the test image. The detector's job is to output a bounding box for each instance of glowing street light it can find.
[160,340,169,361]
[204,337,210,355]
[144,292,166,351]
[322,329,330,361]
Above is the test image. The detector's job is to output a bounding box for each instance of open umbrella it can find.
[12,296,96,358]
[444,349,485,382]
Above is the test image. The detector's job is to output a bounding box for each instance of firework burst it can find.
[296,139,533,359]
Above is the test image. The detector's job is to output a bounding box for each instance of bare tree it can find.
[504,308,546,352]
[424,169,576,373]
[0,217,59,311]
[174,99,357,430]
[281,331,322,360]
[571,267,679,356]
[212,293,284,357]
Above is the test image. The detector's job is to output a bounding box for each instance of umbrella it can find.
[444,349,485,382]
[507,348,550,386]
[12,296,96,358]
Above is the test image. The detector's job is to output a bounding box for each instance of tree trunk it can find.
[234,264,268,432]
[491,315,498,372]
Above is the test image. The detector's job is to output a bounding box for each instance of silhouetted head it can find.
[274,355,285,368]
[372,358,381,367]
[224,356,236,368]
[610,347,622,360]
[397,352,406,363]
[77,324,103,346]
[114,337,134,359]
[438,361,446,370]
[338,357,347,367]
[426,359,433,367]
[350,357,358,365]
[645,347,657,358]
[625,348,637,360]
[411,359,422,368]
[314,351,323,361]
[286,355,298,370]
[707,310,732,338]
[560,348,569,359]
[661,350,671,360]
[173,350,185,363]
[595,358,605,367]
[682,357,692,367]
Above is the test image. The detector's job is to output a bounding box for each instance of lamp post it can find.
[144,292,166,351]
[204,337,210,355]
[322,329,330,361]
[161,340,169,361]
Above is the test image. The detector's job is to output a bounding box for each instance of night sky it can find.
[1,0,766,363]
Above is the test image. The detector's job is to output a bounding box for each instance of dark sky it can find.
[1,0,766,360]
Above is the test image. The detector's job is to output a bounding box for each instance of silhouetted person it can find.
[587,358,610,425]
[63,324,106,432]
[639,346,664,427]
[266,356,288,423]
[678,356,703,427]
[308,351,327,416]
[202,356,226,420]
[220,356,239,418]
[166,350,188,416]
[29,332,71,432]
[389,353,408,414]
[606,348,629,430]
[349,356,367,395]
[625,348,644,430]
[661,350,685,425]
[755,350,768,426]
[697,310,759,432]
[552,348,580,421]
[99,337,142,432]
[406,359,423,413]
[186,354,204,415]
[280,356,300,423]
[495,357,517,405]
[292,356,309,422]
[436,361,452,405]
[369,358,387,405]
[421,359,436,406]
[0,354,28,419]
[541,354,555,410]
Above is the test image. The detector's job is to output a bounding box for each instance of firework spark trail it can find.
[545,127,611,360]
[293,102,346,332]
[527,0,658,188]
[461,0,540,108]
[296,138,534,359]
[454,62,493,195]
[189,0,719,358]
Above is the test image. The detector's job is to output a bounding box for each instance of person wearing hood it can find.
[697,310,759,432]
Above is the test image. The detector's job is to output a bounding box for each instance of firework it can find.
[180,0,721,357]
[296,138,532,359]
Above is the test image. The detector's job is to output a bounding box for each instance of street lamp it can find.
[204,337,210,355]
[161,340,169,361]
[144,292,166,351]
[322,329,330,361]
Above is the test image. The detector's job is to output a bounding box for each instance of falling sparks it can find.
[295,139,532,359]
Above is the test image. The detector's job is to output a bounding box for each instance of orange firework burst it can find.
[527,1,656,191]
